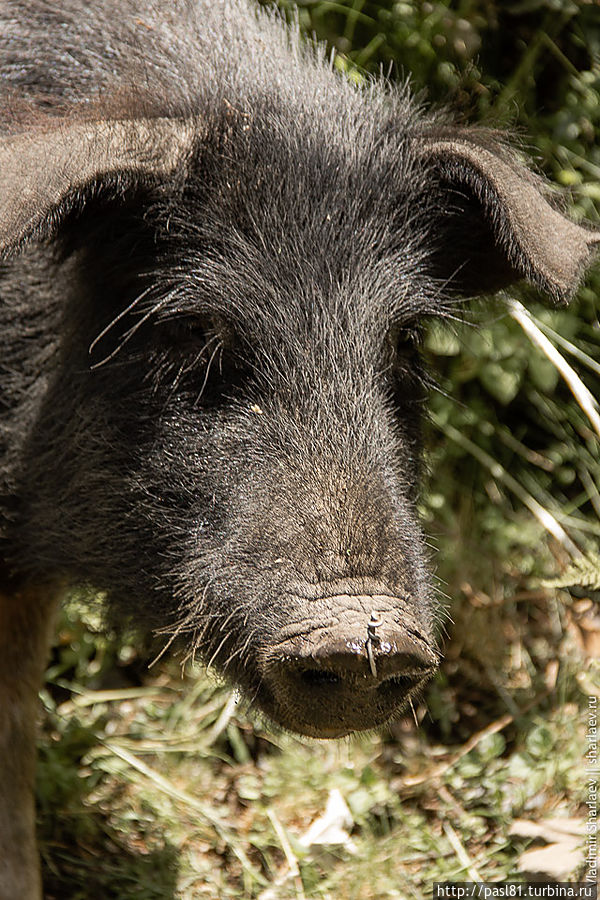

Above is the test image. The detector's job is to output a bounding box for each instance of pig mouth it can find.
[256,600,440,738]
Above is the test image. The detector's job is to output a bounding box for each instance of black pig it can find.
[0,1,597,897]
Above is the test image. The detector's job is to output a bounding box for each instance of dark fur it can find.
[0,0,598,732]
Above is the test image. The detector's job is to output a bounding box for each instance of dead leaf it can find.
[510,817,584,841]
[517,844,584,881]
[510,817,585,880]
[300,788,355,851]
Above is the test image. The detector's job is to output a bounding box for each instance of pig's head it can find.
[1,91,598,738]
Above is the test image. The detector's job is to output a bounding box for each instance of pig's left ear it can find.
[422,132,600,304]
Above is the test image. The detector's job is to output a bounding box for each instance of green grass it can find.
[38,601,597,898]
[37,567,598,898]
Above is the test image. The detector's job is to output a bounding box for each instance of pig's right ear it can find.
[422,132,600,305]
[0,116,196,257]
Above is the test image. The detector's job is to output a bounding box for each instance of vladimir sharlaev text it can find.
[587,694,598,884]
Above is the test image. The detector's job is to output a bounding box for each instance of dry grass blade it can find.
[531,316,600,378]
[260,810,306,900]
[100,739,265,885]
[397,712,515,788]
[442,821,482,882]
[430,412,582,557]
[507,298,600,440]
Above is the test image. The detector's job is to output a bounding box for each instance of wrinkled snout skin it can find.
[262,588,440,737]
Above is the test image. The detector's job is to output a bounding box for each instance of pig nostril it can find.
[266,619,439,736]
[299,668,342,688]
[295,668,427,693]
[379,673,423,694]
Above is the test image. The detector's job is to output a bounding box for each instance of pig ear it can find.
[422,134,600,304]
[0,116,196,256]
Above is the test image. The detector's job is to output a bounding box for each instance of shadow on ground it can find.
[36,718,180,900]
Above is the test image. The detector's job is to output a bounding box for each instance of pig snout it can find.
[260,596,439,738]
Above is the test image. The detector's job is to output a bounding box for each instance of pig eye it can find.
[158,313,248,392]
[388,324,421,359]
[385,324,426,397]
[162,315,209,344]
[161,314,239,357]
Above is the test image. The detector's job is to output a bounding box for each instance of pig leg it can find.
[0,581,59,900]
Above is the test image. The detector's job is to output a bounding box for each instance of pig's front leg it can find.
[0,581,59,900]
